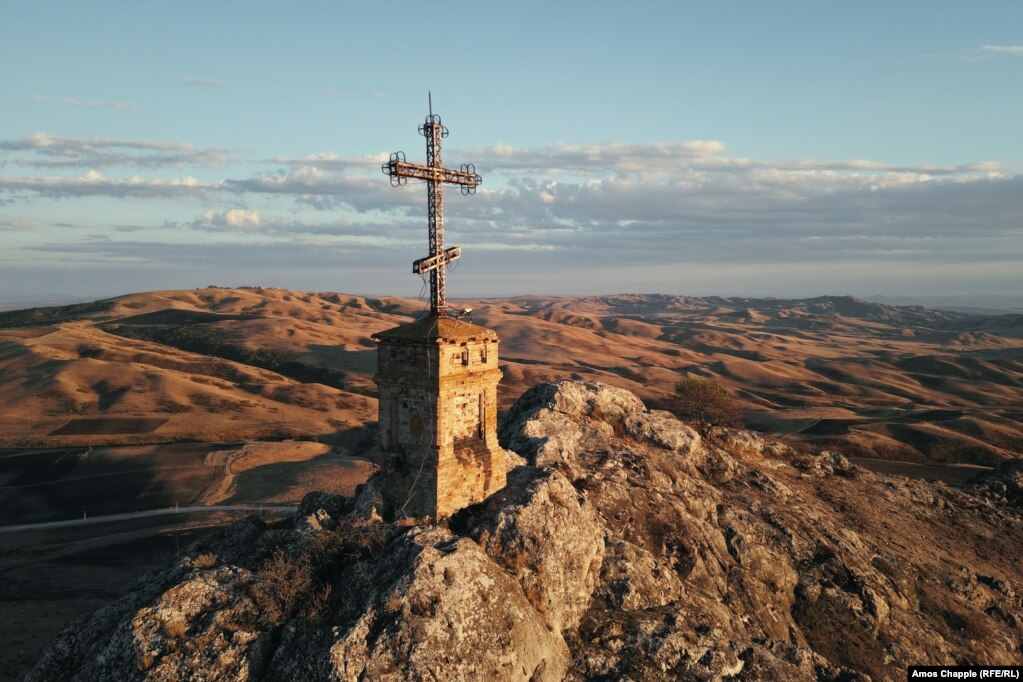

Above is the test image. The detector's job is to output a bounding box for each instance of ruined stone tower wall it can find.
[374,320,505,518]
[435,338,502,517]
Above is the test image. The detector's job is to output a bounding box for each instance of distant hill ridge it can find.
[0,288,1005,329]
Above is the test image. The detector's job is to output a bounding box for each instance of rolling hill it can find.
[2,286,1020,464]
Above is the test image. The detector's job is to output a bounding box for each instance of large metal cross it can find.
[382,99,481,317]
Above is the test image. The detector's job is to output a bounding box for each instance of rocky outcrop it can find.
[30,381,1023,681]
[499,379,703,477]
[455,466,605,635]
[968,457,1023,507]
[326,527,569,681]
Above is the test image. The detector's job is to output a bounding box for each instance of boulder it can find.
[460,466,605,634]
[329,527,569,681]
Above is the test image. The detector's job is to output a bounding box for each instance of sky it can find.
[1,1,1021,306]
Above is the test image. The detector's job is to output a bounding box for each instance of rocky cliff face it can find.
[30,381,1023,681]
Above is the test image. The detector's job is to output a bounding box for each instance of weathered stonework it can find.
[373,315,506,518]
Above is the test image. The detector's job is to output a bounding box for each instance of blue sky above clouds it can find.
[1,1,1021,304]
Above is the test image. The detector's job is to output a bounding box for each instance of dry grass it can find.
[304,583,333,623]
[252,548,314,626]
[793,592,887,680]
[250,517,395,627]
[228,441,330,475]
[384,592,403,614]
[407,592,434,617]
[192,553,217,569]
[162,618,188,640]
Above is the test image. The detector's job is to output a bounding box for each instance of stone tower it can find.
[373,316,505,518]
[374,103,504,518]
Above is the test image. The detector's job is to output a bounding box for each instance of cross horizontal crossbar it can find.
[413,246,461,274]
[386,161,480,187]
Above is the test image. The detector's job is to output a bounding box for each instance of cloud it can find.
[264,152,382,172]
[33,95,141,112]
[522,174,1020,266]
[180,76,230,87]
[980,45,1023,54]
[953,45,1023,62]
[2,134,1019,280]
[460,141,1002,177]
[186,209,426,243]
[222,167,409,213]
[23,239,388,270]
[199,208,262,229]
[0,216,32,231]
[0,169,215,199]
[13,233,1018,303]
[0,133,232,169]
[462,141,727,175]
[914,45,1023,63]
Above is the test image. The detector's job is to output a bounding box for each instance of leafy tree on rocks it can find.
[670,376,739,434]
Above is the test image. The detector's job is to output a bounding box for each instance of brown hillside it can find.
[1,288,1021,464]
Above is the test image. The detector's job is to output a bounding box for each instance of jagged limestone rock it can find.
[30,380,1023,681]
[130,565,270,681]
[458,466,605,635]
[624,408,702,456]
[500,380,642,469]
[29,560,269,682]
[351,476,387,521]
[499,379,703,479]
[329,527,569,681]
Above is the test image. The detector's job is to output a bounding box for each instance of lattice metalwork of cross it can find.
[382,100,482,317]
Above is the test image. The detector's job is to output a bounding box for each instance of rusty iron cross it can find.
[382,97,481,317]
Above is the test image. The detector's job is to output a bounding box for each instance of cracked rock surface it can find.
[30,380,1023,681]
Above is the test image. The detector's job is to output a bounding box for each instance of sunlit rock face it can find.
[30,381,1023,681]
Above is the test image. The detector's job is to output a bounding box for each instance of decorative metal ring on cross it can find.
[382,151,408,187]
[419,117,449,138]
[460,164,481,195]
